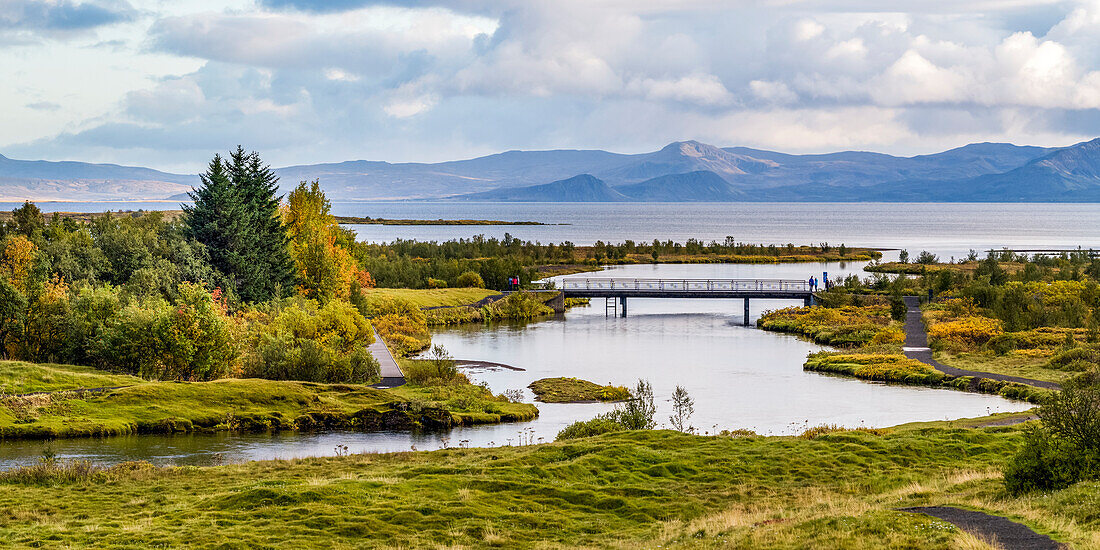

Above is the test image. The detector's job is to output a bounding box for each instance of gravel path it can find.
[900,506,1065,549]
[901,297,1061,391]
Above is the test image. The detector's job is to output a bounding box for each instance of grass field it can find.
[0,361,536,440]
[936,350,1074,384]
[0,361,144,395]
[1,427,1094,548]
[364,287,499,308]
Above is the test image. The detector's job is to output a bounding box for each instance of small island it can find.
[528,377,631,403]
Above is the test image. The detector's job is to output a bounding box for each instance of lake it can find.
[8,200,1100,261]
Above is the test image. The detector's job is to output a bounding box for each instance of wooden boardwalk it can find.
[368,329,405,388]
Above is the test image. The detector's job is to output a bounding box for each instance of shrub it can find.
[927,316,1003,348]
[241,297,380,383]
[403,345,464,386]
[1047,346,1100,372]
[427,277,447,289]
[480,292,553,321]
[93,282,236,381]
[373,314,431,356]
[757,305,895,347]
[1004,382,1100,493]
[556,417,624,441]
[454,271,484,288]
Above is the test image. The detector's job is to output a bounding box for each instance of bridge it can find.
[559,278,814,324]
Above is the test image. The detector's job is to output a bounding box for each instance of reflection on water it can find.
[0,262,1032,470]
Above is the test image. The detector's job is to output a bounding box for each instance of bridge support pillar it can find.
[619,296,627,317]
[744,298,750,326]
[804,295,812,307]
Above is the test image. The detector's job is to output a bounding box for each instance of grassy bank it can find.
[757,304,904,347]
[362,287,499,308]
[0,361,536,440]
[0,361,144,395]
[528,377,630,402]
[3,428,1096,548]
[805,352,1051,403]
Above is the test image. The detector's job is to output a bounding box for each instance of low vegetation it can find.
[527,377,630,403]
[757,303,904,347]
[4,427,1096,548]
[0,359,536,440]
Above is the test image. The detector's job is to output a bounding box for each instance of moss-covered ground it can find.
[0,361,144,395]
[0,361,536,440]
[528,377,631,403]
[1,427,1096,548]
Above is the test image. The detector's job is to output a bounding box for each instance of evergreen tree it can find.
[230,146,295,300]
[183,154,252,299]
[184,148,295,303]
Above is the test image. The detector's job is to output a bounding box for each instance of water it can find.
[0,261,1033,469]
[10,200,1100,260]
[336,201,1100,261]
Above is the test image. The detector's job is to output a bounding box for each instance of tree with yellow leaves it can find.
[284,181,357,304]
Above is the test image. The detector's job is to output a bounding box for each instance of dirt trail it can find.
[900,506,1065,549]
[901,297,1061,390]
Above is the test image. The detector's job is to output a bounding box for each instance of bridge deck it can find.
[560,278,812,298]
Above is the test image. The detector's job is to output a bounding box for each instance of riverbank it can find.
[0,361,536,441]
[2,426,1093,548]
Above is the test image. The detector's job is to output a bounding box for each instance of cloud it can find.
[7,0,1100,171]
[25,101,61,111]
[0,0,134,31]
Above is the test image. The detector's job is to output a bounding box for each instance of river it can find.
[0,260,1032,469]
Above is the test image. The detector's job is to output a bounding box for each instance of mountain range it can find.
[2,138,1100,202]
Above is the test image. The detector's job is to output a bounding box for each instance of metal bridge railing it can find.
[560,278,810,292]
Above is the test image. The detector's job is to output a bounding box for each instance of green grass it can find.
[936,351,1075,384]
[0,361,144,395]
[2,428,1094,548]
[0,361,537,440]
[528,377,631,402]
[363,287,499,308]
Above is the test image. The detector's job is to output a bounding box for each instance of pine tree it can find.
[229,146,295,301]
[183,155,253,298]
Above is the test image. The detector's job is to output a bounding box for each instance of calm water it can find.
[335,202,1100,261]
[0,262,1032,469]
[9,200,1100,260]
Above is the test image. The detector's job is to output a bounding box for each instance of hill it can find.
[457,174,629,202]
[616,170,744,201]
[0,154,197,202]
[2,138,1097,202]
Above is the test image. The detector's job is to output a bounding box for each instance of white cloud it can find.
[5,0,1100,170]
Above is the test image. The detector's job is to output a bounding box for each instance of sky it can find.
[2,0,1100,173]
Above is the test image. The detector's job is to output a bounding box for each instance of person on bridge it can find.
[808,276,816,291]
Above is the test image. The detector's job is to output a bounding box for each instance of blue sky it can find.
[3,0,1100,172]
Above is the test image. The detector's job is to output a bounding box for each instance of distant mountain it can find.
[2,138,1098,202]
[616,171,744,201]
[0,153,196,202]
[457,174,629,202]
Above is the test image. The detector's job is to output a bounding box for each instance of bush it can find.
[927,316,1003,348]
[403,345,464,386]
[480,292,553,321]
[556,417,624,441]
[242,297,380,383]
[373,314,431,356]
[1004,382,1100,493]
[454,271,484,288]
[427,277,448,289]
[93,282,236,381]
[1047,346,1100,372]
